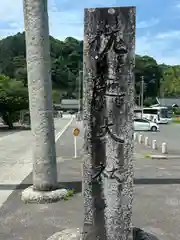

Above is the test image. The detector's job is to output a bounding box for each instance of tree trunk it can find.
[83,7,135,239]
[23,0,58,191]
[2,112,14,129]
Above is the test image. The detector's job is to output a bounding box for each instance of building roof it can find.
[61,99,79,105]
[54,99,80,110]
[158,98,180,107]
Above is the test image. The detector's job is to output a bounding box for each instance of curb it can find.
[144,154,180,160]
[72,156,82,160]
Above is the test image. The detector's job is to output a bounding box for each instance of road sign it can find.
[73,128,80,159]
[73,128,80,136]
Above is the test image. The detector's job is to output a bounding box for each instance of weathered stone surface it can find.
[21,186,68,203]
[46,228,81,240]
[23,0,57,191]
[83,6,135,240]
[46,227,159,240]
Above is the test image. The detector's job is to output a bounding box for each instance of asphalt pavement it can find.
[1,120,180,239]
[138,123,180,154]
[56,119,83,159]
[0,125,27,139]
[0,117,73,208]
[0,118,84,240]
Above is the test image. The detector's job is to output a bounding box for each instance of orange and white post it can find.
[72,127,80,158]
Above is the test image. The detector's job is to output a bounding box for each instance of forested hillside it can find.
[0,32,180,100]
[0,32,83,99]
[0,32,180,128]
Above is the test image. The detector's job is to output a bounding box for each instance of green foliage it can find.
[67,189,74,197]
[160,65,180,97]
[172,118,180,124]
[0,31,179,121]
[52,89,61,103]
[0,74,28,128]
[0,74,28,111]
[0,32,83,94]
[63,189,74,201]
[135,55,161,98]
[173,107,180,115]
[0,32,165,100]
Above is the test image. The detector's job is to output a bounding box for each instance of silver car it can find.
[134,118,159,132]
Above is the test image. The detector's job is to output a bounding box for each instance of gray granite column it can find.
[82,6,135,239]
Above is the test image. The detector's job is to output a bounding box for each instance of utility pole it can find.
[21,0,66,203]
[78,70,83,112]
[82,7,135,240]
[141,76,144,118]
[138,94,140,107]
[77,70,83,121]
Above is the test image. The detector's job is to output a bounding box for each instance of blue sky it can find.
[0,0,180,65]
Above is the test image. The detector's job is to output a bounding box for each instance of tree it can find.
[135,55,162,99]
[14,67,27,86]
[0,30,180,100]
[0,74,28,128]
[23,0,57,191]
[160,65,180,97]
[82,7,135,240]
[0,32,82,96]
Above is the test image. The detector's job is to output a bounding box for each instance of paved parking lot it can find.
[0,126,23,139]
[0,115,74,139]
[0,118,72,208]
[139,123,180,154]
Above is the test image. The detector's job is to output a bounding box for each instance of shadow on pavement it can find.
[16,180,82,193]
[133,227,159,240]
[1,177,180,191]
[0,125,30,132]
[0,162,167,240]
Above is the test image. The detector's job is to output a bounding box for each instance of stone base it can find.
[21,185,68,203]
[46,228,81,240]
[46,227,159,240]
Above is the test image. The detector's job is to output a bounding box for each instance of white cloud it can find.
[0,0,22,22]
[48,9,83,39]
[0,0,179,65]
[136,32,180,65]
[0,0,83,40]
[175,2,180,8]
[155,30,180,39]
[137,18,159,29]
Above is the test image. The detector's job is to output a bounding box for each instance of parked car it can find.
[67,110,76,114]
[134,118,159,132]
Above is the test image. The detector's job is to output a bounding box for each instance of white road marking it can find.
[0,117,73,208]
[55,117,73,141]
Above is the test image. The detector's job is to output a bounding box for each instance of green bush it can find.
[173,108,180,115]
[63,189,74,201]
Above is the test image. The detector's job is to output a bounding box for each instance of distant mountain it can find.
[0,32,179,98]
[0,32,83,96]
